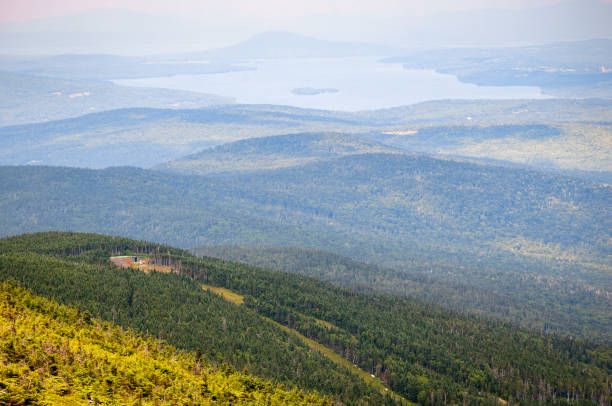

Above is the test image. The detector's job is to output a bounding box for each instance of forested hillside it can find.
[0,282,331,405]
[3,7,611,406]
[157,132,401,175]
[193,245,612,341]
[0,233,390,405]
[0,232,609,405]
[0,158,610,341]
[366,123,612,177]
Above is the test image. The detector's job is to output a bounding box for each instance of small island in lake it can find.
[291,87,339,96]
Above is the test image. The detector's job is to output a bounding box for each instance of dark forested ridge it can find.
[0,232,610,405]
[0,157,610,341]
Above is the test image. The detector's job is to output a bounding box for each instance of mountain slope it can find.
[1,232,609,405]
[2,158,609,263]
[0,160,609,341]
[0,282,331,405]
[157,132,401,175]
[194,244,539,320]
[0,232,387,405]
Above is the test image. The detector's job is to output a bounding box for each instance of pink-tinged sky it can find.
[1,0,609,22]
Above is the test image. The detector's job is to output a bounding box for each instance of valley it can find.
[1,13,611,404]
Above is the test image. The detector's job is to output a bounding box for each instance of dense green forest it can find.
[0,233,389,405]
[193,245,612,342]
[1,232,610,405]
[0,282,331,405]
[0,150,609,341]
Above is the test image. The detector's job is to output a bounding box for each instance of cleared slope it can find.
[201,283,404,402]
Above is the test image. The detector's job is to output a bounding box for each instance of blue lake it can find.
[115,57,549,111]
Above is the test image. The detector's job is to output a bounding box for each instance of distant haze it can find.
[0,0,589,22]
[1,1,611,54]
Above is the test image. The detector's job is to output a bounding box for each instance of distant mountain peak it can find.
[205,31,396,59]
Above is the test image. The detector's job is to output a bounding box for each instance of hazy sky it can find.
[1,0,611,54]
[0,0,600,22]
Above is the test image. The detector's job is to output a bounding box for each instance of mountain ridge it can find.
[157,132,403,175]
[2,100,611,176]
[198,31,397,59]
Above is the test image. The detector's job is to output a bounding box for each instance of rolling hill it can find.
[157,132,401,175]
[1,100,610,178]
[0,106,371,168]
[366,123,612,176]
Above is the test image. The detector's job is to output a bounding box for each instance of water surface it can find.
[115,57,549,111]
